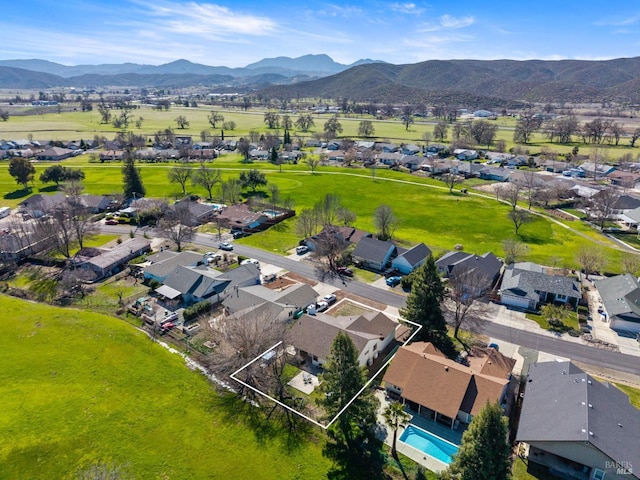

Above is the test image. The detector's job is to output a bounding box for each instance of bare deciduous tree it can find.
[576,245,608,280]
[221,179,242,205]
[192,166,221,200]
[167,165,193,197]
[440,173,463,194]
[508,209,532,235]
[158,207,194,252]
[447,267,488,348]
[296,208,319,239]
[588,186,620,230]
[621,253,640,276]
[498,183,521,210]
[502,238,527,265]
[315,193,342,227]
[373,204,398,241]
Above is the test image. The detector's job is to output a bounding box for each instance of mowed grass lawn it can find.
[0,295,329,479]
[0,154,625,269]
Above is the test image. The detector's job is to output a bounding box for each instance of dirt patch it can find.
[329,300,374,317]
[262,276,296,290]
[341,291,387,311]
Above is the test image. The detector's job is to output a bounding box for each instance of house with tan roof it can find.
[288,311,398,368]
[383,342,515,430]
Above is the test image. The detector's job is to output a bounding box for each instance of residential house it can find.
[223,283,317,321]
[608,170,640,189]
[479,167,511,182]
[454,162,484,178]
[36,146,75,161]
[351,237,396,271]
[402,156,429,171]
[379,143,399,153]
[517,361,640,480]
[159,263,260,305]
[485,152,514,165]
[383,342,515,429]
[169,199,217,226]
[426,144,447,155]
[81,237,151,279]
[0,229,52,262]
[453,149,478,161]
[499,262,581,310]
[18,193,67,218]
[289,311,398,368]
[305,225,370,252]
[618,206,640,228]
[424,158,458,174]
[142,250,204,283]
[436,251,502,293]
[579,162,616,179]
[326,141,340,151]
[473,109,495,118]
[249,149,269,160]
[305,139,322,148]
[401,144,420,156]
[99,150,126,162]
[595,274,640,335]
[79,195,112,213]
[174,136,193,148]
[216,204,269,234]
[542,159,570,173]
[377,152,405,166]
[392,243,432,275]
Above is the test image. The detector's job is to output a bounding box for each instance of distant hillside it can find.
[0,66,65,89]
[258,57,640,106]
[244,54,382,74]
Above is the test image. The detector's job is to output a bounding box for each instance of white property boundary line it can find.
[230,319,423,429]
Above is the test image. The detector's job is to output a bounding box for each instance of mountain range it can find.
[1,54,639,106]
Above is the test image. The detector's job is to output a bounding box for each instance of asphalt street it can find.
[103,226,640,376]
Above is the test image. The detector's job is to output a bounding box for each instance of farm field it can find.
[0,295,329,479]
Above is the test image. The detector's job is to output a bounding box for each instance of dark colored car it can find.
[384,267,400,278]
[105,219,118,225]
[337,267,353,277]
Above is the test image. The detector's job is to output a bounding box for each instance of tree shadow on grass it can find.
[214,390,315,455]
[517,233,547,245]
[4,188,32,200]
[38,185,59,193]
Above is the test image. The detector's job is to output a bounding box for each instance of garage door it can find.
[503,295,530,310]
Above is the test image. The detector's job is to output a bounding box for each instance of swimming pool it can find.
[399,425,460,464]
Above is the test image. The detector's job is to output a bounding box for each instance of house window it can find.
[593,469,605,480]
[556,294,567,301]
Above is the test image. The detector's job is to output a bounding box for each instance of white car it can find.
[323,294,337,305]
[240,258,260,266]
[315,301,329,312]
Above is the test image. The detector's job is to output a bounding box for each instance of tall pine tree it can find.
[318,332,385,480]
[400,256,456,357]
[441,401,512,480]
[121,153,145,200]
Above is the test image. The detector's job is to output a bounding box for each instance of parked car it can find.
[218,242,233,251]
[296,245,309,255]
[105,219,118,225]
[337,267,353,277]
[323,294,337,305]
[232,231,247,239]
[315,301,329,312]
[386,275,402,287]
[384,267,400,278]
[240,258,260,266]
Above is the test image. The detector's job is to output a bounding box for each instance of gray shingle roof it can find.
[596,274,640,320]
[501,263,580,302]
[143,251,204,278]
[395,243,431,268]
[517,361,640,473]
[351,237,396,264]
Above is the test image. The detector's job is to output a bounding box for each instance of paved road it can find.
[198,236,640,376]
[102,226,640,376]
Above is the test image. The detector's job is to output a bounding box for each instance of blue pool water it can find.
[399,425,460,464]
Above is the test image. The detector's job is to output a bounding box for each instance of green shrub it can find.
[183,301,211,321]
[148,279,160,291]
[568,328,582,337]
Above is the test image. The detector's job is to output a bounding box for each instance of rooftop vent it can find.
[618,423,623,428]
[444,366,449,371]
[581,428,586,434]
[589,431,594,436]
[588,404,593,409]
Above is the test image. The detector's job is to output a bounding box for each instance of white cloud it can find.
[313,3,363,17]
[419,14,474,32]
[390,3,425,15]
[129,0,278,37]
[594,14,640,27]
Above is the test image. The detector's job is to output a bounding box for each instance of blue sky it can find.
[2,0,640,67]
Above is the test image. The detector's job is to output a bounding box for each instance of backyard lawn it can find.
[0,295,330,479]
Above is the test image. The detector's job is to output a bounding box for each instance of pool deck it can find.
[375,390,463,473]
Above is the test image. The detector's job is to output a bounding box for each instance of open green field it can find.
[3,106,637,159]
[0,295,329,479]
[0,154,628,270]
